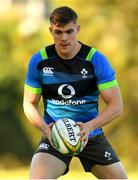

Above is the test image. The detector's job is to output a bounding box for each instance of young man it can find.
[23,6,128,179]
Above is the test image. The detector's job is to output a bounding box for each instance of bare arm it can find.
[23,89,52,141]
[78,86,123,143]
[88,86,123,130]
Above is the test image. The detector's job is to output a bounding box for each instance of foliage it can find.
[0,19,50,166]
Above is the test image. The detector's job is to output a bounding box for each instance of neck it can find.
[55,41,81,59]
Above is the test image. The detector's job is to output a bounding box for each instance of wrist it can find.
[38,121,49,133]
[86,121,93,133]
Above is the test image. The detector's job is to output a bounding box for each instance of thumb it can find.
[49,122,54,129]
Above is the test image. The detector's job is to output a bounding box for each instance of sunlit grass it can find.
[0,167,95,180]
[0,166,138,180]
[0,167,28,180]
[0,158,137,180]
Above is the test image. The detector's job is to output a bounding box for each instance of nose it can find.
[61,33,68,41]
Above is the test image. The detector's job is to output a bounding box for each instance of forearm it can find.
[23,102,48,133]
[88,102,123,131]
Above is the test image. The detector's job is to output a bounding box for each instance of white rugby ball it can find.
[51,118,84,156]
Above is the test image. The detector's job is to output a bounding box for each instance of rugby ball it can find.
[51,118,84,156]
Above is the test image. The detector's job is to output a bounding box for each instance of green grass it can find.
[0,159,138,179]
[0,167,138,180]
[0,167,95,180]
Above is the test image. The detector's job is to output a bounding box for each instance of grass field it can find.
[0,167,95,180]
[0,166,138,180]
[0,159,138,179]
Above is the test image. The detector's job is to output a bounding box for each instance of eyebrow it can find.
[54,29,75,33]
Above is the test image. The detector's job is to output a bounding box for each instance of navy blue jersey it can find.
[25,43,118,137]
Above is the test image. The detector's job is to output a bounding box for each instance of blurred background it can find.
[0,0,138,179]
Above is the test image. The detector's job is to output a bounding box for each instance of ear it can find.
[76,25,80,33]
[49,26,52,34]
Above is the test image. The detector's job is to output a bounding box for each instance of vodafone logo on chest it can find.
[58,84,75,99]
[52,84,86,106]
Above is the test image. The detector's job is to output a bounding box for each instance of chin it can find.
[60,49,70,55]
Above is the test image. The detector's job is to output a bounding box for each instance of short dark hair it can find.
[50,6,78,26]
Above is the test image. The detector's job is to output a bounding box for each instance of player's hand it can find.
[76,122,91,148]
[48,122,55,146]
[41,122,55,147]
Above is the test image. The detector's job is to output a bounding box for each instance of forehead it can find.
[51,21,77,31]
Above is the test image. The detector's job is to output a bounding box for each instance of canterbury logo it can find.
[43,67,54,75]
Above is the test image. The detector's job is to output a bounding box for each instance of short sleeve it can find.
[25,52,42,94]
[91,51,118,91]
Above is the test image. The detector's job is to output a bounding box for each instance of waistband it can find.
[88,132,104,141]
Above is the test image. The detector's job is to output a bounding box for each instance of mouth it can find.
[60,43,70,48]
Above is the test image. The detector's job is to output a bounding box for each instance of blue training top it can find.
[25,43,118,138]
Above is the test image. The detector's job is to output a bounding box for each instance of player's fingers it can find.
[49,122,54,128]
[76,122,83,128]
[49,135,56,148]
[50,140,55,148]
[76,122,85,136]
[80,133,87,141]
[83,138,88,147]
[77,129,85,136]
